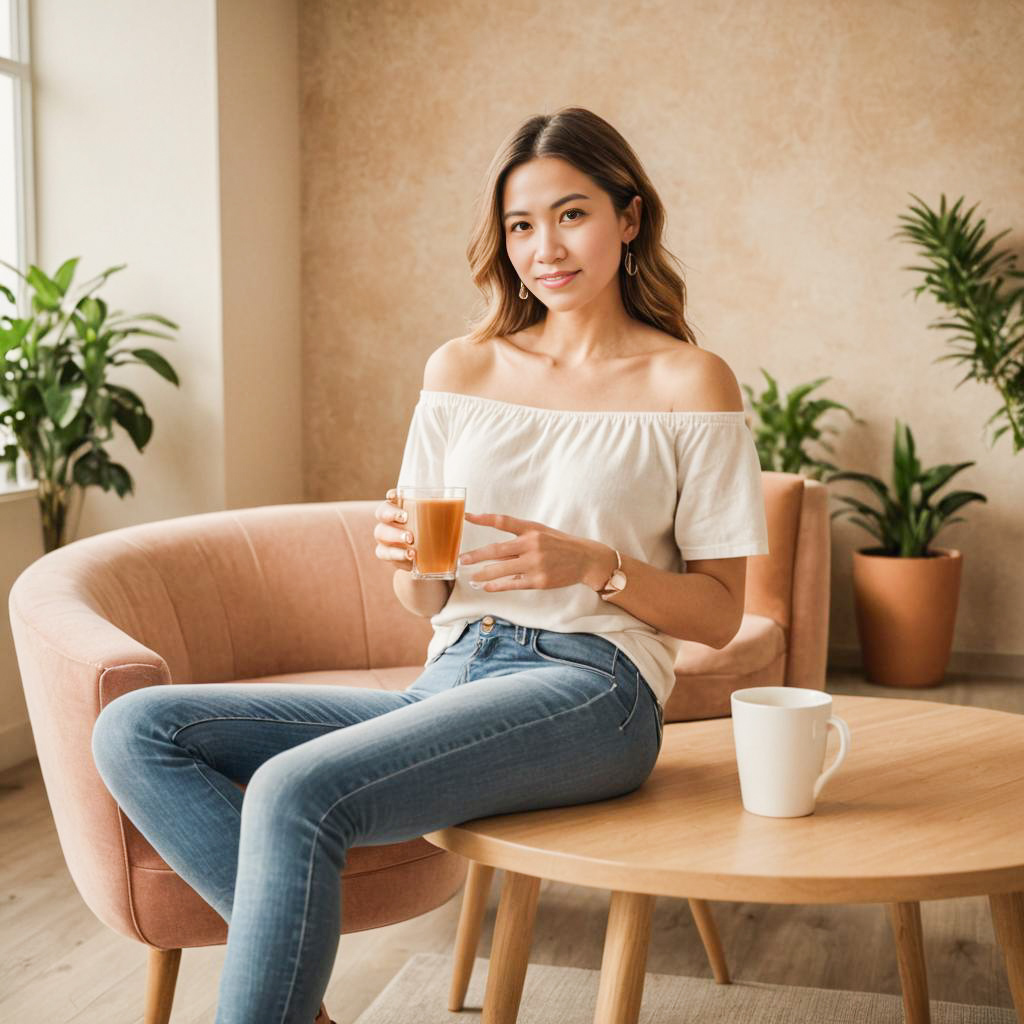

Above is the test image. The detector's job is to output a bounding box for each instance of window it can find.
[0,0,35,305]
[0,0,34,490]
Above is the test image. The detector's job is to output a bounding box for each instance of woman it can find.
[91,106,769,1024]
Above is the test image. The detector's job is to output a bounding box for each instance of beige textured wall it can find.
[318,1,1017,667]
[218,0,304,510]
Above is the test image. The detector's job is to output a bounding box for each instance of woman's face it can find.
[501,156,640,310]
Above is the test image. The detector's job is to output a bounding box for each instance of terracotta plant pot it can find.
[851,547,963,687]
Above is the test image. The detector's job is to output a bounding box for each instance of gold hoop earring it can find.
[519,281,529,299]
[624,243,638,277]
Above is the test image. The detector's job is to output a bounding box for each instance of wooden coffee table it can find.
[426,695,1024,1024]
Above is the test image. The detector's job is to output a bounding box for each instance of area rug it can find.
[354,952,1014,1023]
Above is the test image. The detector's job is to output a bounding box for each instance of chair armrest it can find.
[784,479,830,687]
[8,573,171,939]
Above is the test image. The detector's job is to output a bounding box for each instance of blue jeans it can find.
[91,616,664,1024]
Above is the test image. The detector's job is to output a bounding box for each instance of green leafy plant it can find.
[742,368,862,480]
[824,419,986,557]
[895,193,1024,453]
[0,258,180,552]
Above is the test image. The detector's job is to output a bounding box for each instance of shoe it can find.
[314,1003,336,1024]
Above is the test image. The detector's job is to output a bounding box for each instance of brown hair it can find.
[463,107,698,347]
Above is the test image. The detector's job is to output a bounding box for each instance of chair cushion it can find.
[248,614,785,700]
[248,666,420,691]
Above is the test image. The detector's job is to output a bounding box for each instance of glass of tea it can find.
[395,486,467,580]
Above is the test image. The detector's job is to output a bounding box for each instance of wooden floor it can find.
[1,668,1019,1024]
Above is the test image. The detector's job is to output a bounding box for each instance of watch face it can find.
[609,570,627,591]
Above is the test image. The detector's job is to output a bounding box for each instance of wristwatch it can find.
[596,548,628,600]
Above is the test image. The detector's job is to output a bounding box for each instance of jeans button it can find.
[481,616,495,633]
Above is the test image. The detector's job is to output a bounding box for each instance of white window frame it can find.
[1,0,36,308]
[0,0,35,492]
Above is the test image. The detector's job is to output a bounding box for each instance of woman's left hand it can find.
[460,511,613,592]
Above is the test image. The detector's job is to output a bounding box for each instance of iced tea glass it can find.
[395,486,467,580]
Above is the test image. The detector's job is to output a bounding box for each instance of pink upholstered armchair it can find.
[664,470,830,721]
[7,470,827,1023]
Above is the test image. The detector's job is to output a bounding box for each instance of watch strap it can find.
[596,548,625,598]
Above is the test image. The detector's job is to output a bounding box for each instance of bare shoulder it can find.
[421,335,490,393]
[661,345,744,413]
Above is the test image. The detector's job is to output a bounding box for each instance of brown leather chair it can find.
[8,471,827,1023]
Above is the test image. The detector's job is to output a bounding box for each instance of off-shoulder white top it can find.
[397,389,770,705]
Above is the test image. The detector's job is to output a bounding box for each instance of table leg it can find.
[989,891,1024,1022]
[482,870,541,1024]
[687,898,730,984]
[449,861,496,1011]
[887,901,931,1024]
[594,891,656,1024]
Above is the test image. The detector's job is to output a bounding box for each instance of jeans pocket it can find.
[530,630,616,679]
[615,671,643,732]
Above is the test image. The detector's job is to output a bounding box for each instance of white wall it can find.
[34,0,226,533]
[0,0,303,771]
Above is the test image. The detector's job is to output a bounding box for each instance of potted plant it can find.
[825,420,987,686]
[742,368,862,479]
[894,193,1024,453]
[0,258,180,552]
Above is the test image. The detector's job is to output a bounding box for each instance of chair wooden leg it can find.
[482,871,541,1024]
[687,898,730,984]
[594,891,656,1024]
[989,890,1024,1022]
[449,861,496,1010]
[144,946,182,1024]
[888,901,931,1024]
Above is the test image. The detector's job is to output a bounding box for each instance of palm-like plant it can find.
[0,258,180,552]
[894,193,1024,453]
[742,368,862,480]
[825,419,987,557]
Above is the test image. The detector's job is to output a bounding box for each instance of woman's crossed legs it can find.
[91,620,661,1023]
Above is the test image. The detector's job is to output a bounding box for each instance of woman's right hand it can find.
[374,488,416,568]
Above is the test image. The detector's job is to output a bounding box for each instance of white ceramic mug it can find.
[730,687,851,817]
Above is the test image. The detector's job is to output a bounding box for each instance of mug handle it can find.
[812,715,851,799]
